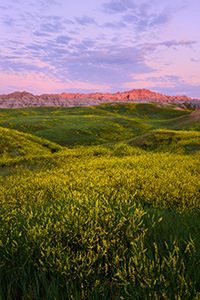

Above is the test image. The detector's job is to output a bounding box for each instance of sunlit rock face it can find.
[0,89,199,108]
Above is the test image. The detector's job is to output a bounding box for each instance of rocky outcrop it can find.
[190,109,200,120]
[187,99,200,109]
[0,89,199,109]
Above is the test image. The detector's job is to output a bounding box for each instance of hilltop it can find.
[0,88,200,108]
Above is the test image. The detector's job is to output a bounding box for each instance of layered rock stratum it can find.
[0,89,200,109]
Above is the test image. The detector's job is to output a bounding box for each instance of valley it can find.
[0,102,200,299]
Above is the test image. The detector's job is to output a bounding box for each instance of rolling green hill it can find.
[0,103,200,299]
[0,103,196,147]
[0,127,63,169]
[128,129,200,154]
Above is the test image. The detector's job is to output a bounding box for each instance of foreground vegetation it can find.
[0,104,200,299]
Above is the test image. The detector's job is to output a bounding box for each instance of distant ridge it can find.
[0,89,200,109]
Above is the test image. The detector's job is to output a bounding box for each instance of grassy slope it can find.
[0,104,200,299]
[0,103,195,147]
[128,129,200,154]
[0,144,200,299]
[0,126,63,165]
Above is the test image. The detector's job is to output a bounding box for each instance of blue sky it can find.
[0,0,200,97]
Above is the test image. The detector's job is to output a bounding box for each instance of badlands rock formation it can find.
[0,89,200,109]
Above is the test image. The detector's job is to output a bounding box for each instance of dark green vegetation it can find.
[0,103,197,147]
[128,129,200,154]
[0,103,200,299]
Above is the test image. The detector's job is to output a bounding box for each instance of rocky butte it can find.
[0,89,200,109]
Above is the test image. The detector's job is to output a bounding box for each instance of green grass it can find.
[0,103,195,147]
[0,103,200,299]
[0,127,63,168]
[128,129,200,154]
[98,103,190,119]
[159,115,200,131]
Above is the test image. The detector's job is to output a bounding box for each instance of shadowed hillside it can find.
[0,103,197,147]
[0,127,63,159]
[127,129,200,154]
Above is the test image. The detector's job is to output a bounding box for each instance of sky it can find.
[0,0,200,98]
